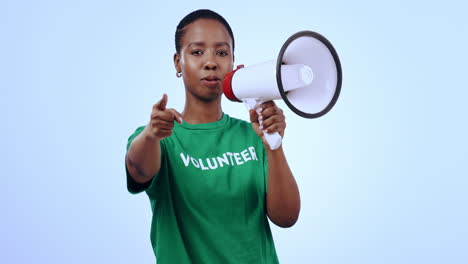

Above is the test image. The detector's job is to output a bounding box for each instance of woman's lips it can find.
[201,78,221,88]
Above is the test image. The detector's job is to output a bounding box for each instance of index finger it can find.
[259,101,276,112]
[154,94,168,111]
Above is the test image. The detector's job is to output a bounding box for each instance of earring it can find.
[176,72,182,78]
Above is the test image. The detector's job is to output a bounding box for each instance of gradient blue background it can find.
[2,0,467,263]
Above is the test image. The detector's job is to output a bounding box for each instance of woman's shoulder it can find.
[224,114,262,142]
[225,114,254,131]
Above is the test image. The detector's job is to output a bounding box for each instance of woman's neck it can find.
[182,94,223,124]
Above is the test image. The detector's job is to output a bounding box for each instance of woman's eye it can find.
[217,50,228,56]
[191,50,203,56]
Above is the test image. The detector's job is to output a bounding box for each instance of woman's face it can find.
[174,19,234,102]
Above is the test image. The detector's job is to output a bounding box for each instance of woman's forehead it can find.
[181,19,232,47]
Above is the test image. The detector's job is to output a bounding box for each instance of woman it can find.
[125,9,300,263]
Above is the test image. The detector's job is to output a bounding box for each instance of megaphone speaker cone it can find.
[277,31,342,118]
[222,30,342,119]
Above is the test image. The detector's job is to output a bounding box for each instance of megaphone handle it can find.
[243,98,283,150]
[255,107,282,150]
[262,128,283,150]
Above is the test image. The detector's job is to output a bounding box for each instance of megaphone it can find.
[223,31,342,150]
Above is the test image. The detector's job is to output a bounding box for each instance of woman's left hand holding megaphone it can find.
[249,101,286,150]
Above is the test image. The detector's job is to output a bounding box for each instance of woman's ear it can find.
[174,53,182,73]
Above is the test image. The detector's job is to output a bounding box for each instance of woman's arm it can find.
[265,146,300,227]
[126,94,182,183]
[126,127,162,184]
[249,102,301,227]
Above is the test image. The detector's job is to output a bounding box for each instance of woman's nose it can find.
[203,53,218,70]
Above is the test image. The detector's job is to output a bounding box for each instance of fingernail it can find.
[259,115,263,121]
[179,117,183,123]
[258,108,263,113]
[259,125,263,130]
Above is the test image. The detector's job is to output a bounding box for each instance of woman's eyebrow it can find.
[187,41,231,48]
[214,42,230,48]
[188,42,205,48]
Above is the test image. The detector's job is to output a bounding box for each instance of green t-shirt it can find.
[126,113,279,264]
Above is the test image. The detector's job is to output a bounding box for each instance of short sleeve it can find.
[125,126,165,195]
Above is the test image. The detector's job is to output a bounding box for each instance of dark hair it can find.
[175,9,235,54]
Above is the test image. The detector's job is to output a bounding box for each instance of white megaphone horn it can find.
[223,31,342,150]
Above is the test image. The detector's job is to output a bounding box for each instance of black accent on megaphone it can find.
[276,31,342,119]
